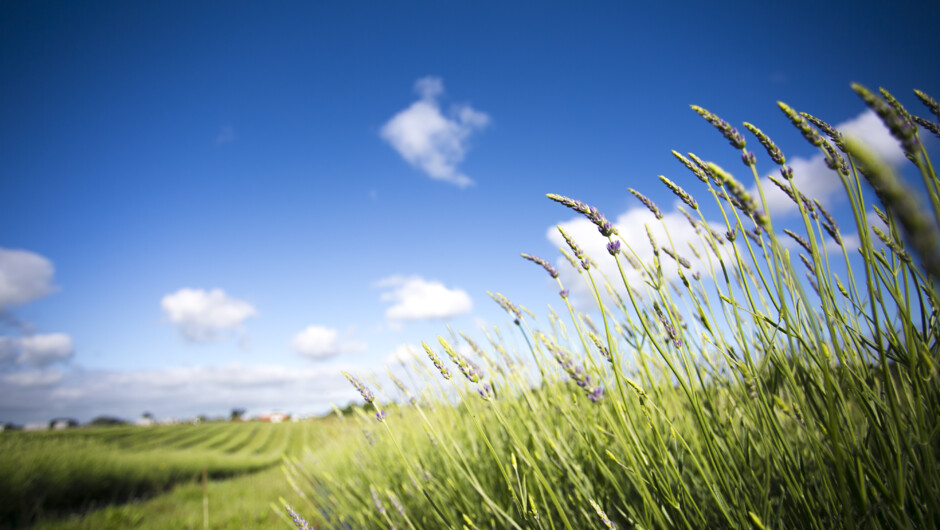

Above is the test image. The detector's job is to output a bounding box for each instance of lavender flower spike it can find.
[284,504,313,530]
[422,342,452,380]
[520,253,559,278]
[629,188,664,219]
[690,104,746,149]
[546,193,618,236]
[589,499,615,530]
[342,371,374,404]
[606,240,621,256]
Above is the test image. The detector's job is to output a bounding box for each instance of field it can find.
[4,85,940,529]
[0,420,324,529]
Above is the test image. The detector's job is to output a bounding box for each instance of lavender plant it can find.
[287,85,940,530]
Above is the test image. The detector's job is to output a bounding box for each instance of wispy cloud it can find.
[0,363,358,424]
[215,125,236,145]
[161,288,257,343]
[380,76,489,188]
[291,325,366,360]
[377,275,473,323]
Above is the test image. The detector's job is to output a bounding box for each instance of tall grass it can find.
[285,85,940,529]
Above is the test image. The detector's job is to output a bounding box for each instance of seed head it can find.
[784,229,812,254]
[659,175,698,210]
[778,101,824,147]
[801,112,845,152]
[489,291,523,322]
[557,226,586,265]
[671,150,709,183]
[646,225,660,257]
[912,115,940,139]
[588,331,612,363]
[629,188,664,219]
[388,492,406,517]
[589,499,615,530]
[521,253,559,278]
[546,194,618,236]
[342,372,375,404]
[814,199,842,245]
[284,504,313,530]
[914,89,940,122]
[743,122,786,164]
[370,486,386,515]
[741,150,757,167]
[422,342,452,380]
[690,105,746,149]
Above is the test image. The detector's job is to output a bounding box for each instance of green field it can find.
[0,420,326,529]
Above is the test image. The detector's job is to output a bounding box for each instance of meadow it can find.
[280,85,940,529]
[4,84,939,530]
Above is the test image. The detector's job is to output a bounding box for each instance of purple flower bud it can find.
[742,150,756,167]
[559,289,569,299]
[780,165,794,180]
[376,410,387,422]
[606,240,621,255]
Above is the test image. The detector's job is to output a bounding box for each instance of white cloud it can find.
[161,288,257,342]
[215,126,236,145]
[380,76,489,188]
[0,363,359,424]
[291,325,366,359]
[378,275,473,322]
[0,333,74,366]
[754,109,906,216]
[839,109,907,165]
[385,343,418,366]
[18,333,74,366]
[1,368,64,387]
[0,248,56,310]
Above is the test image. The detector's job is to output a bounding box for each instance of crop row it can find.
[0,420,312,527]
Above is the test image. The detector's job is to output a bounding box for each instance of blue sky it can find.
[1,1,938,423]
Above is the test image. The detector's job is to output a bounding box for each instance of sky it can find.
[1,1,938,424]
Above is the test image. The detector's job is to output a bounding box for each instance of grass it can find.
[0,421,312,528]
[31,466,298,530]
[282,85,940,529]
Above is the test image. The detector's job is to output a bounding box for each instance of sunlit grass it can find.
[285,85,940,529]
[0,421,311,527]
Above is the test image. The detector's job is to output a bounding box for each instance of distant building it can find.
[259,412,290,423]
[50,418,79,430]
[23,422,49,431]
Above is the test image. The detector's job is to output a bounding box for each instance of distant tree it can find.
[142,411,155,420]
[230,408,246,421]
[88,416,127,426]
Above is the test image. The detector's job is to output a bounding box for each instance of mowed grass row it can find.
[0,420,311,528]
